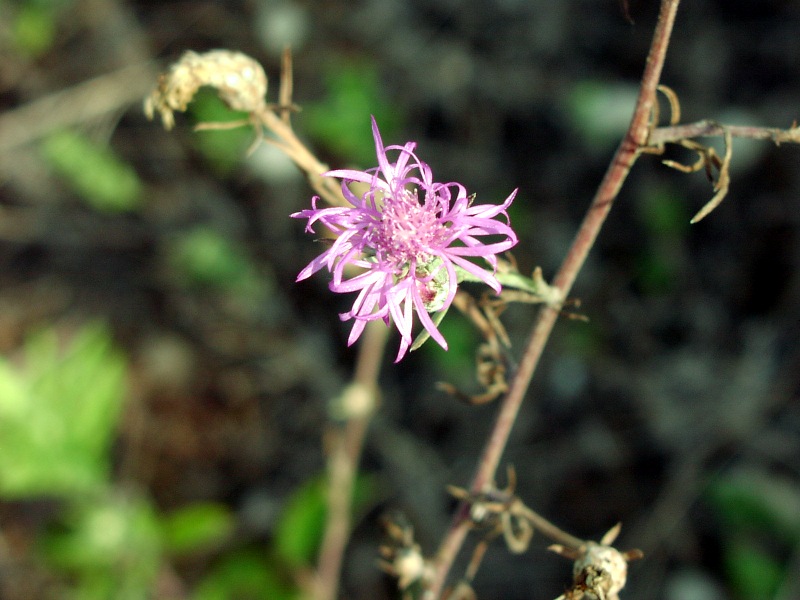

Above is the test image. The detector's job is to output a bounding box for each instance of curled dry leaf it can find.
[144,49,268,130]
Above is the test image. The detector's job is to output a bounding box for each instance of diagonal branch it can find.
[422,1,682,598]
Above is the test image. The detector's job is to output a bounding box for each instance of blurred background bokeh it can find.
[1,1,800,599]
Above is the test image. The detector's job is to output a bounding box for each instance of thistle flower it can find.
[293,117,518,361]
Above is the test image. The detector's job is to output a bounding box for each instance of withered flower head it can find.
[144,50,267,130]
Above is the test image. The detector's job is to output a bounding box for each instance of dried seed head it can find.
[144,50,267,129]
[552,524,642,600]
[571,543,628,600]
[378,514,432,591]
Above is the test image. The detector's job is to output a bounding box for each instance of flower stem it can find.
[423,1,682,597]
[312,321,388,600]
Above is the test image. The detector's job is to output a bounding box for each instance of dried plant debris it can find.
[144,50,267,130]
[551,523,643,600]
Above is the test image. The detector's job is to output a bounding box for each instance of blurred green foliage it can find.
[723,539,784,600]
[0,320,378,598]
[168,226,254,288]
[189,90,253,174]
[41,495,240,600]
[10,1,58,57]
[303,59,403,167]
[42,494,163,600]
[0,323,247,598]
[42,129,143,213]
[0,323,126,498]
[567,80,638,151]
[166,225,270,315]
[195,550,297,600]
[637,185,689,237]
[635,185,689,294]
[706,469,800,599]
[274,472,376,568]
[426,307,480,375]
[161,502,235,556]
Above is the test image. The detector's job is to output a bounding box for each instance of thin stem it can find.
[257,107,347,208]
[423,1,682,598]
[516,504,585,551]
[648,120,800,147]
[252,53,383,600]
[312,321,388,600]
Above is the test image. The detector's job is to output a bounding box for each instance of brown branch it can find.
[423,1,682,598]
[0,62,158,154]
[312,321,388,600]
[515,504,586,552]
[648,119,800,147]
[255,107,347,207]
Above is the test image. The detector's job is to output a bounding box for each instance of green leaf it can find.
[11,3,57,57]
[0,323,127,498]
[42,493,162,600]
[167,225,264,297]
[303,60,402,166]
[189,89,253,174]
[273,477,327,567]
[723,538,784,600]
[426,308,480,372]
[194,550,297,600]
[638,186,689,237]
[567,80,638,150]
[706,470,800,544]
[161,502,235,555]
[274,473,375,568]
[42,129,142,212]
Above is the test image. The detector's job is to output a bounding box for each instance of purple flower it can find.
[293,117,518,361]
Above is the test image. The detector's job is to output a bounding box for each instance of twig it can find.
[647,119,800,147]
[0,62,158,154]
[312,320,388,600]
[254,106,347,207]
[423,1,682,597]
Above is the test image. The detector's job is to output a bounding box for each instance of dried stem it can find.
[251,52,385,600]
[0,62,157,154]
[255,106,347,207]
[648,119,800,147]
[515,504,586,552]
[423,1,682,598]
[312,321,388,600]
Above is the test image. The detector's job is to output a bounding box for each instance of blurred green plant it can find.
[303,59,402,166]
[274,472,376,569]
[194,471,377,600]
[635,185,689,294]
[0,323,126,497]
[706,468,800,599]
[722,539,784,600]
[9,0,58,57]
[195,549,297,600]
[42,494,237,600]
[166,225,269,310]
[42,493,163,600]
[161,502,235,556]
[0,322,242,598]
[189,89,253,174]
[567,80,639,151]
[41,129,143,213]
[426,308,480,376]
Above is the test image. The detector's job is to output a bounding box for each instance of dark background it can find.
[1,1,800,599]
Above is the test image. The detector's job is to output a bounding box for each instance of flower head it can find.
[293,117,518,361]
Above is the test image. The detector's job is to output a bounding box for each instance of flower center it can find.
[373,188,442,266]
